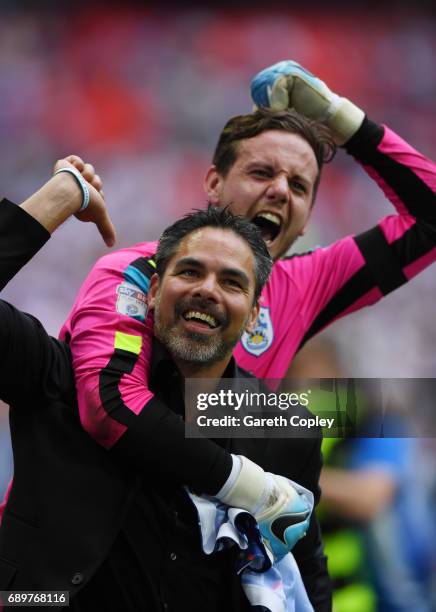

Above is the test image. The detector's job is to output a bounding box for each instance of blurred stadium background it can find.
[0,2,435,610]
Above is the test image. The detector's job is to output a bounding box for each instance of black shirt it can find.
[72,344,252,612]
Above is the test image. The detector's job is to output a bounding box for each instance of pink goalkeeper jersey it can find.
[58,120,436,451]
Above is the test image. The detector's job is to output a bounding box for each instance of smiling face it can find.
[148,227,260,376]
[204,130,319,260]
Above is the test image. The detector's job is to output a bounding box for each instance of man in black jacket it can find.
[0,163,329,611]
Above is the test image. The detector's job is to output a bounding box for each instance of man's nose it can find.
[266,174,289,204]
[193,274,219,301]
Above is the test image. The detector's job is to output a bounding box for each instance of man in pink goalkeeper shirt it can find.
[59,60,436,453]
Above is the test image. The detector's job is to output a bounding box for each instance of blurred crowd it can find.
[0,4,435,610]
[288,338,436,611]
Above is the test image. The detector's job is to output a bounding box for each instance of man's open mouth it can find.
[183,310,219,329]
[252,212,282,244]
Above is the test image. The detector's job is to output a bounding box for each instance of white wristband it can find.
[53,167,90,212]
[217,455,266,512]
[216,455,242,500]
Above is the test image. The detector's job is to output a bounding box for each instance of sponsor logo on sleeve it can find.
[241,306,273,356]
[116,282,148,321]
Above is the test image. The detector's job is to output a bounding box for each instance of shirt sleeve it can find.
[347,117,436,290]
[0,199,69,401]
[0,301,74,408]
[60,247,157,449]
[0,199,51,525]
[281,118,436,349]
[0,199,50,290]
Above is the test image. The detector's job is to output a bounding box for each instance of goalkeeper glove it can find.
[255,474,311,559]
[251,59,364,145]
[218,456,311,559]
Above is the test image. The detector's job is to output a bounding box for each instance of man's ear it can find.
[147,273,160,310]
[245,301,260,334]
[203,165,222,205]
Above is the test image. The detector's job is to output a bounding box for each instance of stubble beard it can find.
[153,299,244,365]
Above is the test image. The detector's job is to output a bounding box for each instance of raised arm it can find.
[251,60,436,345]
[0,155,117,394]
[0,158,115,522]
[0,154,116,291]
[20,155,116,246]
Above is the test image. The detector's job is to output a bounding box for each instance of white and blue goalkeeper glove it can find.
[218,456,311,559]
[255,474,311,559]
[251,60,365,145]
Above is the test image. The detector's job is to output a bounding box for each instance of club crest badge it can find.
[241,306,274,356]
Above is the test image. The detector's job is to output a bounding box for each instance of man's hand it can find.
[20,155,116,246]
[250,60,365,145]
[53,155,116,247]
[217,456,311,559]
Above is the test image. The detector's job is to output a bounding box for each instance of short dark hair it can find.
[212,108,336,202]
[156,206,272,302]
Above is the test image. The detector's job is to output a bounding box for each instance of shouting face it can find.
[205,130,318,260]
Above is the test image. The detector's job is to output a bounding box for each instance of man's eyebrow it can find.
[246,162,274,171]
[284,171,313,189]
[174,258,250,286]
[220,268,250,287]
[173,257,204,269]
[290,173,311,186]
[246,162,312,184]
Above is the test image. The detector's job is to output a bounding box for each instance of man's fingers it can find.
[82,163,96,182]
[53,156,96,181]
[76,206,116,247]
[53,155,85,175]
[96,212,116,247]
[64,155,85,171]
[54,154,115,246]
[91,174,103,192]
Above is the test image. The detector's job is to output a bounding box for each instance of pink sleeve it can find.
[281,237,378,332]
[280,122,436,345]
[60,244,157,449]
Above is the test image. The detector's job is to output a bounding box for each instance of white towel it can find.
[188,479,314,612]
